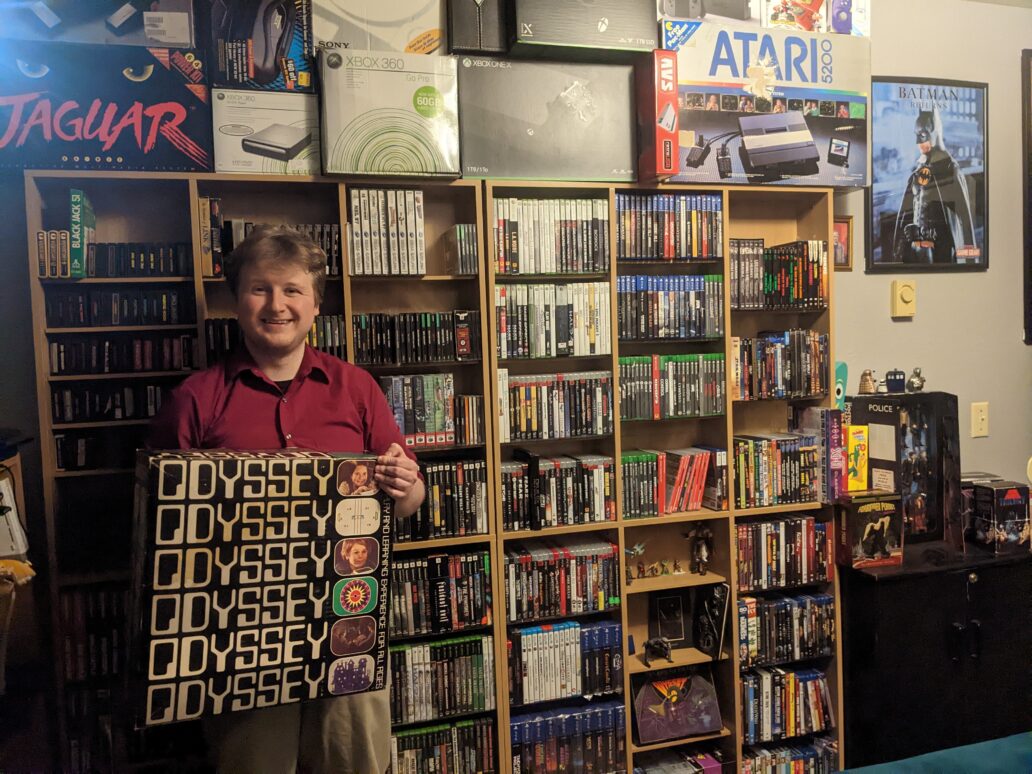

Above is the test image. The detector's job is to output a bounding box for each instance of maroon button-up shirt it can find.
[148,345,415,465]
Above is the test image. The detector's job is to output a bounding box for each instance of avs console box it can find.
[209,0,313,91]
[319,50,459,176]
[213,90,320,174]
[850,393,961,547]
[448,0,507,54]
[312,0,446,55]
[836,489,903,569]
[636,49,680,181]
[739,111,820,170]
[510,0,657,58]
[0,0,195,47]
[656,19,870,187]
[129,450,395,726]
[969,482,1031,556]
[458,57,636,181]
[0,41,212,171]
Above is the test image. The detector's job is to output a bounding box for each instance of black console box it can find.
[850,392,962,548]
[510,0,657,59]
[458,57,636,181]
[448,0,507,53]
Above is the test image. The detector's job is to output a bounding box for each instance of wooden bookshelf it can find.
[27,172,842,773]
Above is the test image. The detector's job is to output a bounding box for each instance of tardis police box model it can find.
[849,393,961,548]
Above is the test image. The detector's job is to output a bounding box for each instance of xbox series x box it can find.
[510,0,658,58]
[312,0,447,55]
[129,450,394,726]
[653,19,870,187]
[213,90,321,175]
[319,50,460,176]
[458,57,636,181]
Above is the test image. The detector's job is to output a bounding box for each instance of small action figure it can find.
[684,525,714,575]
[641,637,674,668]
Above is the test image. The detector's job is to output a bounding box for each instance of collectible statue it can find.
[637,561,647,580]
[641,636,674,668]
[876,377,889,394]
[625,542,646,584]
[907,367,926,392]
[892,107,976,265]
[672,558,684,575]
[684,525,714,575]
[858,369,877,394]
[646,562,661,578]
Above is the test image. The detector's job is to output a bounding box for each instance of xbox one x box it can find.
[319,50,459,176]
[213,90,321,175]
[510,0,658,58]
[129,450,393,726]
[458,56,636,181]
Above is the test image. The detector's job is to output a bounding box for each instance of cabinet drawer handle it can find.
[968,618,982,660]
[948,622,966,663]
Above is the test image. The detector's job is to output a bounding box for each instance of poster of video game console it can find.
[129,450,393,727]
[866,77,988,273]
[0,41,212,171]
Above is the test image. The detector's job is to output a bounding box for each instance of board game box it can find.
[836,489,903,569]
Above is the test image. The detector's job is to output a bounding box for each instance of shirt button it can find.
[285,433,293,441]
[282,397,288,404]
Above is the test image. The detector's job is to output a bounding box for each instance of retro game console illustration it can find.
[738,111,819,173]
[241,124,312,161]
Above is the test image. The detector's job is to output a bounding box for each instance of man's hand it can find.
[375,443,419,500]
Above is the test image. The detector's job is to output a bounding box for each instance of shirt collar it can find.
[226,345,330,385]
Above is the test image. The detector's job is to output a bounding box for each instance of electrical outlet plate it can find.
[971,401,989,437]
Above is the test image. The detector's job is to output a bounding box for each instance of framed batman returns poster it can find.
[866,77,988,273]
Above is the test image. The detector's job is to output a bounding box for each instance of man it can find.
[149,225,424,774]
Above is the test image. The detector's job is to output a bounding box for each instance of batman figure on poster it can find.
[892,107,976,264]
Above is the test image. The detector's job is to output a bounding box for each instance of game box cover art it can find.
[129,450,393,726]
[0,41,212,171]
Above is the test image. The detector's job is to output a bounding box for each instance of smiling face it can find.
[352,464,369,488]
[346,542,368,568]
[236,257,320,361]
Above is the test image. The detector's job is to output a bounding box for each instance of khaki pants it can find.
[206,689,390,774]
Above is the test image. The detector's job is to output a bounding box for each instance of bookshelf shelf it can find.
[740,651,834,672]
[621,413,726,424]
[390,708,496,731]
[360,359,483,372]
[620,509,727,528]
[495,272,609,282]
[40,276,194,284]
[732,306,828,314]
[52,418,152,429]
[390,624,493,645]
[393,534,492,552]
[625,571,726,596]
[616,259,723,267]
[351,274,479,282]
[506,608,619,627]
[618,336,724,344]
[628,647,729,675]
[413,443,486,457]
[732,502,823,517]
[45,325,197,334]
[738,580,833,596]
[49,370,193,382]
[500,433,613,446]
[510,689,623,712]
[502,521,617,540]
[53,467,133,478]
[629,726,733,754]
[498,353,612,364]
[733,393,828,403]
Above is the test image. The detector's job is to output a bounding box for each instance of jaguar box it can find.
[312,0,446,54]
[319,50,459,176]
[129,450,393,726]
[208,0,313,91]
[213,90,320,175]
[969,482,1031,556]
[651,19,870,187]
[510,0,658,58]
[836,489,903,569]
[0,41,212,171]
[458,57,636,181]
[0,0,196,47]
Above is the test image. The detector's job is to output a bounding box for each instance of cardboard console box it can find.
[209,0,314,91]
[641,19,870,187]
[129,450,394,726]
[836,489,903,569]
[510,0,658,57]
[312,0,446,54]
[319,50,459,176]
[448,0,507,53]
[213,90,321,175]
[458,57,636,181]
[0,0,195,47]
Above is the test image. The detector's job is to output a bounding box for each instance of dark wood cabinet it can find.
[841,553,1032,768]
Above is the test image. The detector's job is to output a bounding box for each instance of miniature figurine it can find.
[659,559,671,576]
[625,542,646,584]
[637,561,646,579]
[672,558,684,575]
[876,377,889,393]
[641,636,674,668]
[684,525,714,575]
[646,562,661,578]
[858,369,877,394]
[907,367,926,392]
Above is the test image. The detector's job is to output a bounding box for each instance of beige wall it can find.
[834,0,1032,482]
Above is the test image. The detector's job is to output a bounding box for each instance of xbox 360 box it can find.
[311,0,446,55]
[319,50,460,176]
[213,90,321,175]
[458,56,635,181]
